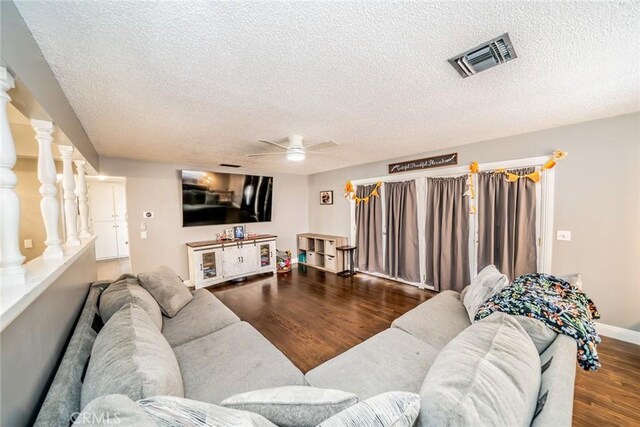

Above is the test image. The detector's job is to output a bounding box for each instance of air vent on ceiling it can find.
[448,33,517,78]
[219,163,241,168]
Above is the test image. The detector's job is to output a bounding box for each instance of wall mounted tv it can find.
[181,170,273,227]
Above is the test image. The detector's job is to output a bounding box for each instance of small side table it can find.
[336,245,357,277]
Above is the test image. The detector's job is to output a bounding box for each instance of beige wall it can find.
[14,157,63,262]
[100,157,309,279]
[308,113,640,332]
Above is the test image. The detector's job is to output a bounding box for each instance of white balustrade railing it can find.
[32,119,64,258]
[58,145,81,246]
[75,160,92,240]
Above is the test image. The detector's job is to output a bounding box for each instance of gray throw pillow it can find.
[138,266,193,317]
[81,304,184,409]
[318,392,420,427]
[220,386,358,427]
[99,274,162,330]
[139,395,276,426]
[463,265,508,322]
[513,315,558,354]
[418,312,540,427]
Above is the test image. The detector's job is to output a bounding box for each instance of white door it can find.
[240,245,258,274]
[94,222,119,260]
[88,183,116,221]
[113,184,127,220]
[196,249,222,286]
[115,220,130,257]
[257,241,276,273]
[222,247,243,278]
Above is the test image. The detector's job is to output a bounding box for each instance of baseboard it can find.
[595,322,640,345]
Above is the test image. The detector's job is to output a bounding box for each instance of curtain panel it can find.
[477,167,538,281]
[355,183,384,273]
[385,180,420,283]
[425,175,470,292]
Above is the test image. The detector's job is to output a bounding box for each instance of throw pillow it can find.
[99,274,163,330]
[81,304,184,409]
[418,312,540,427]
[139,395,276,427]
[138,266,193,317]
[463,265,508,322]
[559,273,583,290]
[220,386,358,427]
[318,392,420,427]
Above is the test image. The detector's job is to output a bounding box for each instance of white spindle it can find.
[58,145,81,246]
[32,119,64,258]
[0,67,26,281]
[74,160,91,239]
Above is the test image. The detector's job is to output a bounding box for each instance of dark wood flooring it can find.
[209,266,640,427]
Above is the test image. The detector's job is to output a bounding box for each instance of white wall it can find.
[307,113,640,332]
[100,157,309,279]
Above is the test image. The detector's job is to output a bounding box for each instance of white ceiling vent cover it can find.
[449,33,517,78]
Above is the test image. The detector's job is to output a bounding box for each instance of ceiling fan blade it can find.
[306,151,332,155]
[258,139,289,150]
[246,152,288,158]
[303,140,338,150]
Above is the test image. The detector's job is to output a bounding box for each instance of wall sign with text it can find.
[388,153,458,174]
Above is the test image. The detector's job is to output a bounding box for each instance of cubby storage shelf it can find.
[296,233,348,274]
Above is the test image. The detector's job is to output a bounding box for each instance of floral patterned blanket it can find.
[475,273,601,371]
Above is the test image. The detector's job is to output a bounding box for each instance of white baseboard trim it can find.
[595,322,640,345]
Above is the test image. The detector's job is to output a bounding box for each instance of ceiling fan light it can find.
[287,150,305,162]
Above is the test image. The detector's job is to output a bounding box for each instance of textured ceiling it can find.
[15,1,640,175]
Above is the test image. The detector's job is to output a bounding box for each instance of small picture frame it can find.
[320,190,333,205]
[233,225,245,239]
[224,229,234,240]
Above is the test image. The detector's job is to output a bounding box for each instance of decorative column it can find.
[74,160,91,239]
[32,119,64,258]
[58,145,81,246]
[0,67,26,280]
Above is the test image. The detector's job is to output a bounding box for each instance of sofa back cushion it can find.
[138,266,193,317]
[418,312,540,427]
[81,304,184,409]
[99,274,162,330]
[463,265,508,322]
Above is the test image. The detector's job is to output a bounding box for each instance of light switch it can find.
[556,230,571,241]
[141,231,148,239]
[24,239,33,249]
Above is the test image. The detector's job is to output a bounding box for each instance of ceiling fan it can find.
[246,135,338,162]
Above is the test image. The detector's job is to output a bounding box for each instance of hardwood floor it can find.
[210,266,640,426]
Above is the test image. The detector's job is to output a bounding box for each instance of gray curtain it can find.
[425,176,470,292]
[385,181,420,283]
[355,184,384,273]
[478,167,538,281]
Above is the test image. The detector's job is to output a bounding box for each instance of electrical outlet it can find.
[24,239,33,249]
[141,231,148,239]
[556,230,571,241]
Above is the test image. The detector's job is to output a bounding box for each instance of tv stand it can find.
[187,235,276,288]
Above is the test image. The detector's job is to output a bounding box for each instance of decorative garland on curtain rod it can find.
[464,149,568,214]
[344,180,382,204]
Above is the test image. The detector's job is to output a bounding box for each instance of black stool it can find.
[336,245,357,277]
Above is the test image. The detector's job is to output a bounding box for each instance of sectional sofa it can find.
[36,272,577,426]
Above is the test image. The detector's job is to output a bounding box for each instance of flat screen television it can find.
[181,170,273,227]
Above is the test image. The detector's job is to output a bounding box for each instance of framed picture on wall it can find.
[233,225,245,239]
[320,190,333,205]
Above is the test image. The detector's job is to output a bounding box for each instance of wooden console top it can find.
[186,234,277,248]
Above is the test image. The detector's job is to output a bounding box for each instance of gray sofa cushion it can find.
[138,266,193,317]
[418,312,541,427]
[99,274,162,331]
[391,290,470,350]
[81,304,184,409]
[319,392,421,427]
[305,328,440,401]
[513,315,558,353]
[173,321,305,404]
[463,265,508,322]
[162,289,240,347]
[221,386,358,427]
